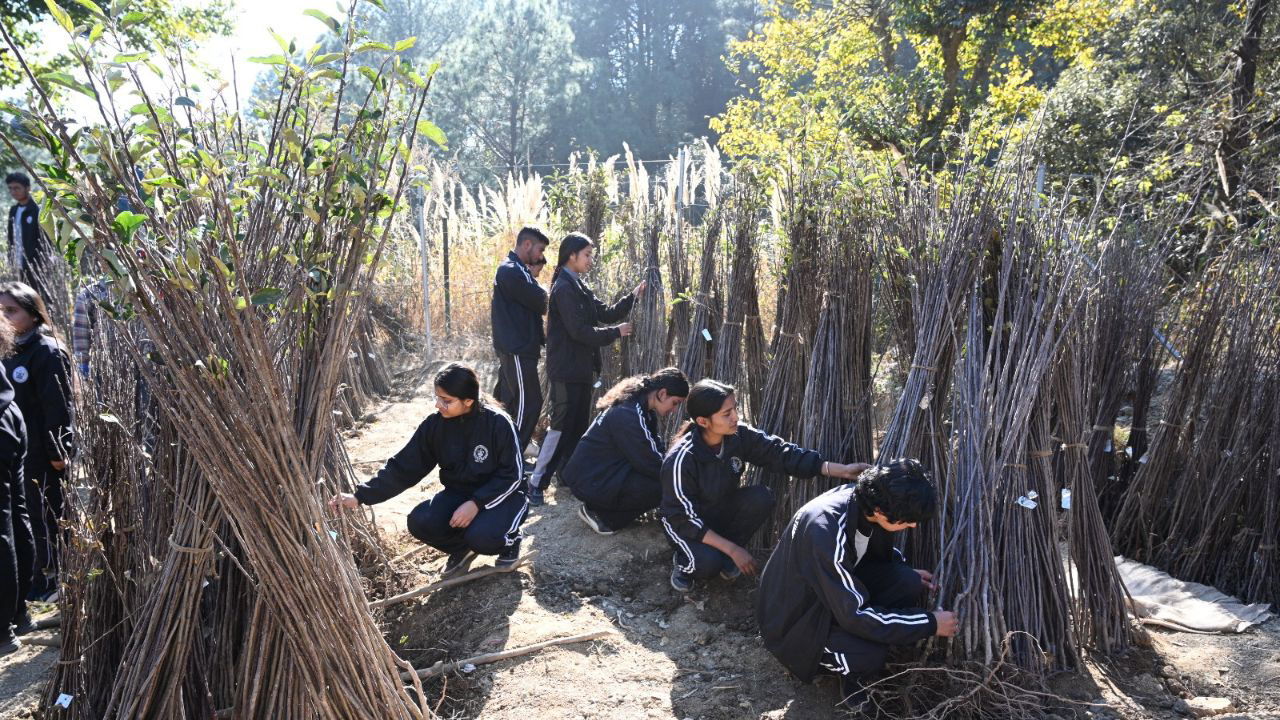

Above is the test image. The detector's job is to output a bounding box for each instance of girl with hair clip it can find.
[528,232,645,506]
[330,363,527,578]
[0,282,74,602]
[659,379,870,593]
[561,367,689,535]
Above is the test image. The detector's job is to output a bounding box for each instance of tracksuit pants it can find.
[576,472,661,531]
[494,352,541,455]
[818,562,928,678]
[668,484,775,580]
[529,382,592,491]
[1,473,35,636]
[24,466,63,597]
[405,487,528,556]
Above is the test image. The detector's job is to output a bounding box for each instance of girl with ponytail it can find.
[560,367,688,534]
[529,232,646,506]
[659,379,870,593]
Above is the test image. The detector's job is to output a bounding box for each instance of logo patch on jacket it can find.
[11,366,28,384]
[473,444,489,463]
[26,216,34,224]
[730,456,743,474]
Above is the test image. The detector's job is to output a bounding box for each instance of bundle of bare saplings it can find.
[1,4,441,717]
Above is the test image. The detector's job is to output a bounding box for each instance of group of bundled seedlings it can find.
[2,2,440,717]
[1111,238,1280,606]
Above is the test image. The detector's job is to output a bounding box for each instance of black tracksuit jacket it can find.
[7,202,48,272]
[659,423,824,545]
[545,271,634,384]
[561,398,663,506]
[491,251,547,357]
[756,484,937,682]
[0,371,29,518]
[355,405,524,510]
[3,332,74,474]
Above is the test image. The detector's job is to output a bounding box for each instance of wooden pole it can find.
[370,551,538,610]
[414,185,433,362]
[442,183,453,338]
[399,629,615,682]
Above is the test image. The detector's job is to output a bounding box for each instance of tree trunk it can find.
[1215,0,1272,199]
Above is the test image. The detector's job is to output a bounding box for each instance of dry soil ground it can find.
[3,367,1279,719]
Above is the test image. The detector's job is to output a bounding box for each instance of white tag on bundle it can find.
[1104,440,1112,453]
[1061,489,1072,509]
[701,328,713,342]
[55,694,74,708]
[1125,446,1133,457]
[1139,453,1149,464]
[1015,495,1037,510]
[328,530,339,541]
[1026,490,1038,501]
[593,380,602,389]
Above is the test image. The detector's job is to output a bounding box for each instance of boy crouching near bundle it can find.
[757,459,959,712]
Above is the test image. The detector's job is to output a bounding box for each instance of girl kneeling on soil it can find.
[660,379,869,593]
[562,367,689,535]
[331,363,527,578]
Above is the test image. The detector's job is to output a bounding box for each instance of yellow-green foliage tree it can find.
[713,0,1118,169]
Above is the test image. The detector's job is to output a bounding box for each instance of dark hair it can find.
[852,458,937,524]
[671,378,735,447]
[0,281,53,331]
[0,309,13,358]
[433,362,481,412]
[516,226,550,248]
[5,172,30,188]
[597,367,689,410]
[552,232,594,285]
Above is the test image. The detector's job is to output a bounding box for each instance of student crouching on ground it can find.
[0,282,74,601]
[330,363,527,578]
[756,459,958,712]
[562,367,689,535]
[0,316,35,654]
[528,232,645,506]
[659,379,869,593]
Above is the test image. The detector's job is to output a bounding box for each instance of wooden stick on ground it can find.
[399,630,615,682]
[23,634,60,647]
[32,615,59,630]
[390,543,432,566]
[371,551,539,610]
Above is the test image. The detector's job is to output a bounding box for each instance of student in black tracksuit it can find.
[491,227,550,458]
[0,283,74,600]
[529,233,644,506]
[562,367,689,535]
[0,318,35,655]
[6,173,55,300]
[757,459,958,710]
[659,379,868,593]
[330,363,527,577]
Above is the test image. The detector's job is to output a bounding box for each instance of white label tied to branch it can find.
[55,694,74,709]
[1015,495,1038,510]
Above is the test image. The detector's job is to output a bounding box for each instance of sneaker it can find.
[528,488,544,506]
[495,540,521,569]
[578,505,615,536]
[12,613,35,636]
[441,548,478,578]
[837,674,873,714]
[720,563,741,581]
[670,552,693,593]
[0,636,20,656]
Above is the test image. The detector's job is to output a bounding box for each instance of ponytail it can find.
[552,232,594,285]
[669,378,735,449]
[597,366,690,410]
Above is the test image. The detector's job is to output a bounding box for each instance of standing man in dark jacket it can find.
[6,173,53,301]
[492,227,550,462]
[757,459,958,711]
[660,379,868,593]
[0,317,35,654]
[528,233,643,506]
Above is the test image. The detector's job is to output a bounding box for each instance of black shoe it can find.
[528,487,544,506]
[670,552,693,593]
[837,674,873,714]
[441,548,478,578]
[0,636,20,656]
[495,540,521,569]
[578,505,615,536]
[720,563,741,581]
[12,613,35,636]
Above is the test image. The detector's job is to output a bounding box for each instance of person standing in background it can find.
[528,233,644,506]
[6,173,54,301]
[491,227,550,469]
[0,282,75,601]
